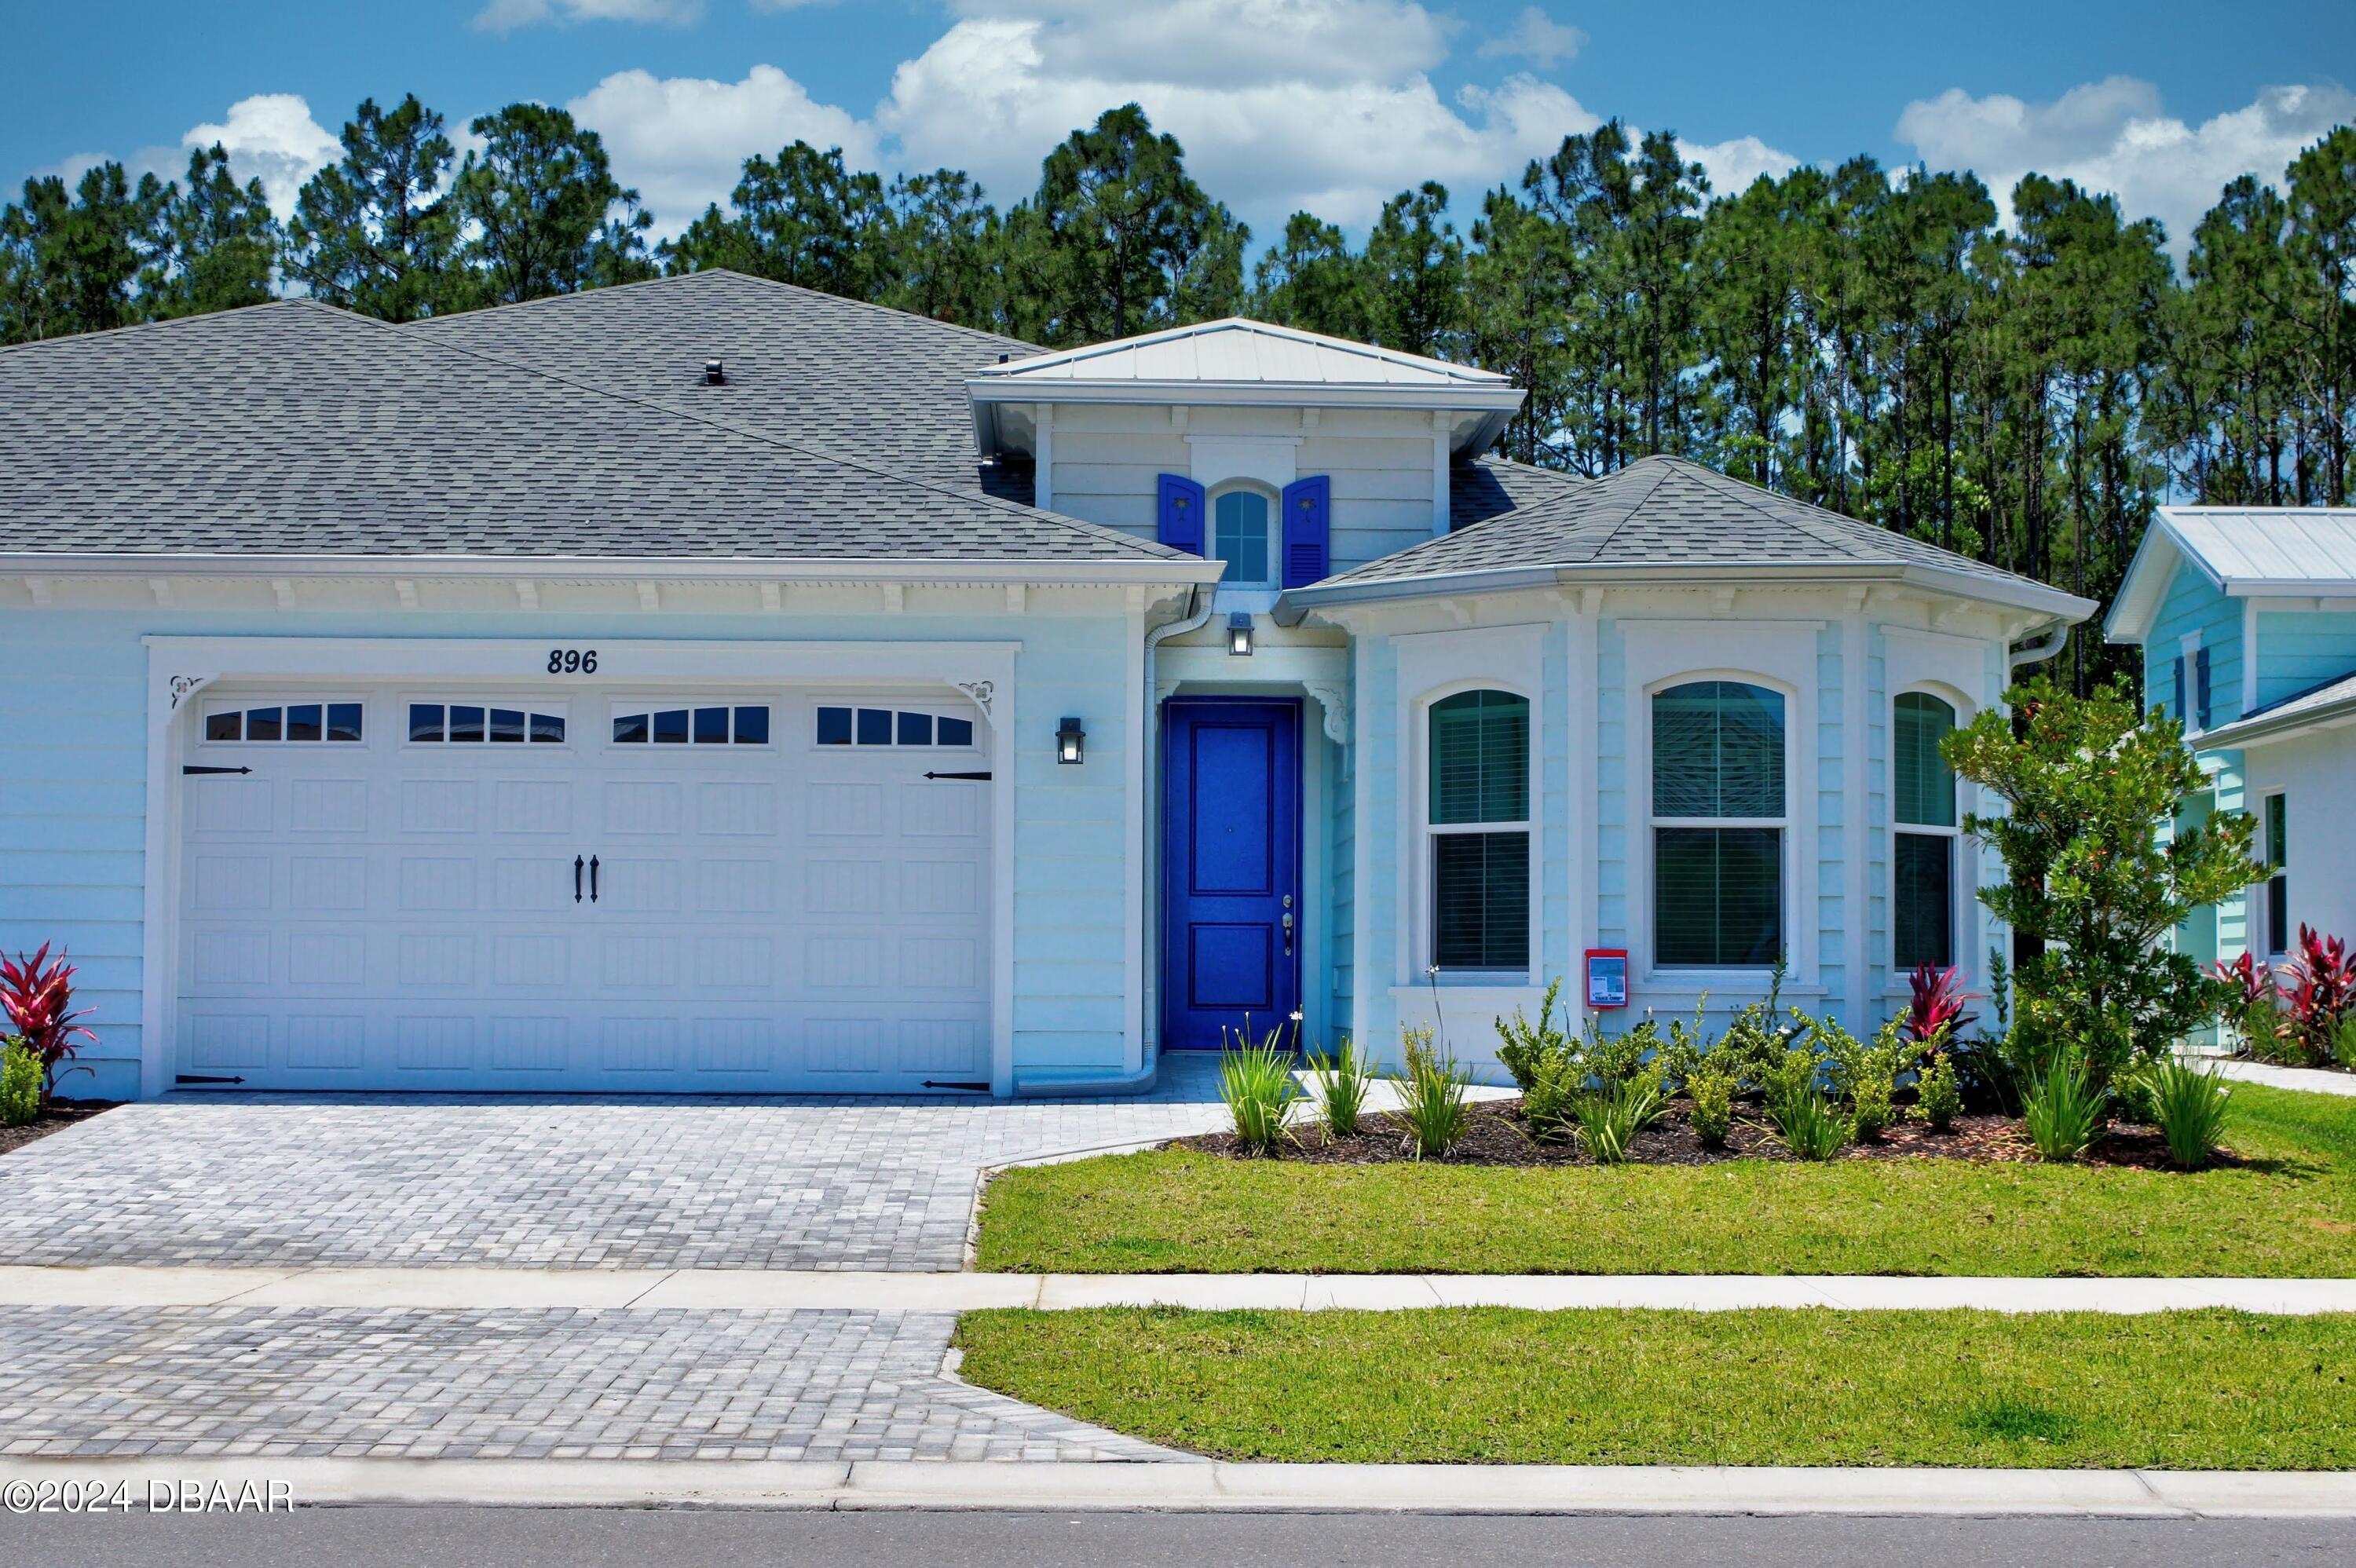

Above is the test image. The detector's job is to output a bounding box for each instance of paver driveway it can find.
[0,1058,1231,1271]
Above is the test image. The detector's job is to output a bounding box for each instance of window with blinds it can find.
[1652,681,1783,968]
[1427,689,1530,970]
[1893,691,1959,970]
[2264,792,2288,956]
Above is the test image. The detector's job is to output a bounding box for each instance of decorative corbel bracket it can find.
[1301,679,1351,747]
[168,673,218,711]
[951,678,997,726]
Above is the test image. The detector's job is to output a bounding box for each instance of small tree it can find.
[1943,675,2268,1084]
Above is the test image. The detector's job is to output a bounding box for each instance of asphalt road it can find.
[9,1508,2356,1567]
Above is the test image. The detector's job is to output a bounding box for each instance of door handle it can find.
[574,856,584,903]
[589,856,600,903]
[1282,911,1295,956]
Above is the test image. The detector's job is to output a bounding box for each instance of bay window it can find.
[1893,690,1959,970]
[1652,680,1784,967]
[1428,688,1529,970]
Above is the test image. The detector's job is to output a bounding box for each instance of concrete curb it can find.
[2,1266,2351,1314]
[2,1456,2352,1516]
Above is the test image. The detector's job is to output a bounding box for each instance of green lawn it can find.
[954,1306,2356,1467]
[977,1084,2356,1276]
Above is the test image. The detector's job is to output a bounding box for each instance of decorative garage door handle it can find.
[589,856,599,903]
[574,856,584,904]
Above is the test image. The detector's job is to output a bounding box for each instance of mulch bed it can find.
[0,1100,119,1157]
[1178,1096,2227,1170]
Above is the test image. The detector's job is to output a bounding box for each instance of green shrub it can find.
[1574,1069,1664,1164]
[1582,1016,1658,1087]
[1685,1067,1733,1148]
[1217,1025,1299,1155]
[1304,1036,1374,1139]
[2110,1062,2160,1126]
[1394,1027,1472,1159]
[1494,978,1569,1091]
[0,1039,38,1128]
[2146,1057,2231,1170]
[1768,1084,1850,1160]
[1522,1049,1582,1142]
[2336,1014,2356,1071]
[1915,1051,1963,1131]
[2021,1051,2105,1161]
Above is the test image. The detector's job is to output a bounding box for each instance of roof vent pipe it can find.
[704,359,726,386]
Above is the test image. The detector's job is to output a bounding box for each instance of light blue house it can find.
[0,273,2092,1098]
[2106,504,2356,977]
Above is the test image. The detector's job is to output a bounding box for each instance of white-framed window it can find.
[1209,484,1276,588]
[408,701,566,745]
[1425,688,1530,970]
[814,705,977,748]
[1651,679,1785,968]
[1893,689,1960,971]
[610,703,771,746]
[203,700,364,744]
[2261,790,2288,956]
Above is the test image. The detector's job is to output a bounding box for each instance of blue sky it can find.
[9,0,2352,252]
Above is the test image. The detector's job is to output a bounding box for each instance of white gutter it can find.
[1275,560,2097,627]
[0,553,1227,589]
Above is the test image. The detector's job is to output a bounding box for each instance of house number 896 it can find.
[547,649,598,674]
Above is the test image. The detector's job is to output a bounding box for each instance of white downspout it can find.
[2008,621,2071,670]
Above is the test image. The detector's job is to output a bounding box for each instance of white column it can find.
[1123,588,1147,1075]
[1842,609,1871,1026]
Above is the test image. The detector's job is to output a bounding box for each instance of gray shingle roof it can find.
[1295,455,2075,605]
[409,269,1041,502]
[1450,453,1589,531]
[0,293,1184,565]
[2200,669,2356,747]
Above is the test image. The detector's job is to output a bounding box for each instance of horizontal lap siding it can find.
[0,621,149,1095]
[1595,623,1629,951]
[2254,609,2356,710]
[1044,406,1436,572]
[0,605,1137,1095]
[2147,567,2243,724]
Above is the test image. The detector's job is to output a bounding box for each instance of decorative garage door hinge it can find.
[181,765,252,776]
[923,770,991,781]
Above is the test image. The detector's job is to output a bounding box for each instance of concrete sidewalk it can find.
[3,1265,2351,1314]
[3,1454,2354,1517]
[2213,1058,2356,1097]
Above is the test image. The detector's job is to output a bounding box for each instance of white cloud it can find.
[568,66,878,236]
[177,93,341,217]
[1896,79,2356,250]
[876,2,1589,230]
[473,0,702,34]
[1687,133,1800,197]
[1475,6,1583,70]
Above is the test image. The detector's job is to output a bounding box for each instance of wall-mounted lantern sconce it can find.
[1227,612,1255,657]
[1055,716,1086,765]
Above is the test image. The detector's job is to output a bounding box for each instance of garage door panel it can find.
[178,681,992,1092]
[400,780,476,834]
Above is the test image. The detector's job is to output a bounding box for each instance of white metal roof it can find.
[2160,506,2356,587]
[973,317,1510,389]
[2105,505,2356,642]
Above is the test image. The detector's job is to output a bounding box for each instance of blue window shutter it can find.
[1156,474,1205,555]
[2194,645,2212,728]
[2172,656,2185,722]
[1280,475,1332,587]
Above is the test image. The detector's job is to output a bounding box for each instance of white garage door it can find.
[174,684,993,1092]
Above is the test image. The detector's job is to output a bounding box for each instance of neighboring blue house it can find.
[0,273,2092,1098]
[2107,504,2356,978]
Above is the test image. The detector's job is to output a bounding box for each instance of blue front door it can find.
[1162,699,1302,1051]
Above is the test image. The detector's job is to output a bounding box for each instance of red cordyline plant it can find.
[1904,964,1977,1044]
[0,945,99,1106]
[2282,926,2356,1067]
[2211,951,2282,1058]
